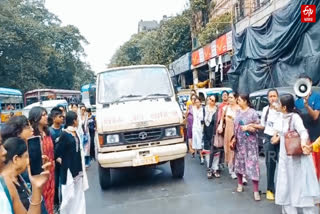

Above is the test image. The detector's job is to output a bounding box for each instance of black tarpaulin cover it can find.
[228,0,320,94]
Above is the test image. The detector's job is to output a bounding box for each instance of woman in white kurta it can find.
[192,97,204,164]
[273,94,320,214]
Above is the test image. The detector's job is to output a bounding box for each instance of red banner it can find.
[216,34,227,55]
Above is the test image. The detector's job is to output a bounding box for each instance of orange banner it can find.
[204,44,212,61]
[216,34,227,55]
[192,50,200,66]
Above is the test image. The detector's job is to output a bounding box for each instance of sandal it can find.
[213,171,220,178]
[207,170,213,179]
[253,192,261,201]
[243,177,248,185]
[236,184,244,193]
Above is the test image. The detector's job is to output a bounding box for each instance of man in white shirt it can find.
[250,88,280,201]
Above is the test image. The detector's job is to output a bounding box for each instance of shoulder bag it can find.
[284,114,309,156]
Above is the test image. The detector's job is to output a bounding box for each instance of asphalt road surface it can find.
[85,155,281,214]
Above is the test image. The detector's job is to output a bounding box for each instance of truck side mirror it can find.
[89,95,96,105]
[89,87,96,105]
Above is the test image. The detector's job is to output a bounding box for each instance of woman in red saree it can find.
[29,107,55,214]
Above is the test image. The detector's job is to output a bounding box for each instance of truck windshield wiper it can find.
[139,93,170,101]
[112,94,142,103]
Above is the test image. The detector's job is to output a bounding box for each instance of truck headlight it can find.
[165,127,177,137]
[106,134,120,143]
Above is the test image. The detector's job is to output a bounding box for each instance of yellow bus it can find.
[0,87,23,123]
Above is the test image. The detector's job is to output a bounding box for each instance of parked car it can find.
[177,87,233,114]
[249,86,320,155]
[197,87,233,104]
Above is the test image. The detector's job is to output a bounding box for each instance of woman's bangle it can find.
[29,196,43,206]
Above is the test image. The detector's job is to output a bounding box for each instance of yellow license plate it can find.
[133,155,159,167]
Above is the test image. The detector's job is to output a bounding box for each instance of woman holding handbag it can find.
[233,94,260,201]
[272,94,320,214]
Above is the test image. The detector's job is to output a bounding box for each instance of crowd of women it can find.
[185,88,320,213]
[0,103,96,214]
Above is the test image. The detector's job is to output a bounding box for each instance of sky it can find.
[45,0,189,73]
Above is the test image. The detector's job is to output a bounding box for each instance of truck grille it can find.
[123,128,162,143]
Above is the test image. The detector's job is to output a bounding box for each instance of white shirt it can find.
[193,107,204,129]
[260,106,281,136]
[0,180,13,214]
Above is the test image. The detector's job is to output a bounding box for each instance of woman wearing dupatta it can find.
[55,111,88,214]
[233,95,260,201]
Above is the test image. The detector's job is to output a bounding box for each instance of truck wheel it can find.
[98,164,111,190]
[170,157,185,178]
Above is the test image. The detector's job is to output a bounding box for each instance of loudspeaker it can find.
[294,78,312,97]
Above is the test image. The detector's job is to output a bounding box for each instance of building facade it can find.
[170,0,290,89]
[138,20,159,33]
[234,0,290,33]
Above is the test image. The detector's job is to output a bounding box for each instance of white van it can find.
[95,65,187,189]
[23,100,68,118]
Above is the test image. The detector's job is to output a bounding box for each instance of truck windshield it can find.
[98,67,173,104]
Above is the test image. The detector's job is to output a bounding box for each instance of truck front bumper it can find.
[98,142,187,168]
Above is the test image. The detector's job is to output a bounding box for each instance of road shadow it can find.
[90,162,187,191]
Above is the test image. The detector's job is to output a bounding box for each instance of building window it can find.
[239,0,244,18]
[192,37,199,49]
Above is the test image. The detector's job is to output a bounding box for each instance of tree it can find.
[108,9,192,67]
[0,0,94,92]
[198,12,232,46]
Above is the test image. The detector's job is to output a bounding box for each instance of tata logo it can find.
[138,132,148,140]
[301,5,316,23]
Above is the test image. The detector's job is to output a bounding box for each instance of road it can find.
[85,155,281,214]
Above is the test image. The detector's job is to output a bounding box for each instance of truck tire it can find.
[170,157,185,178]
[98,164,111,190]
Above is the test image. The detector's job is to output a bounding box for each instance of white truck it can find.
[95,65,187,189]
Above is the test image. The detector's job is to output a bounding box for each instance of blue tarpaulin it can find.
[228,0,320,93]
